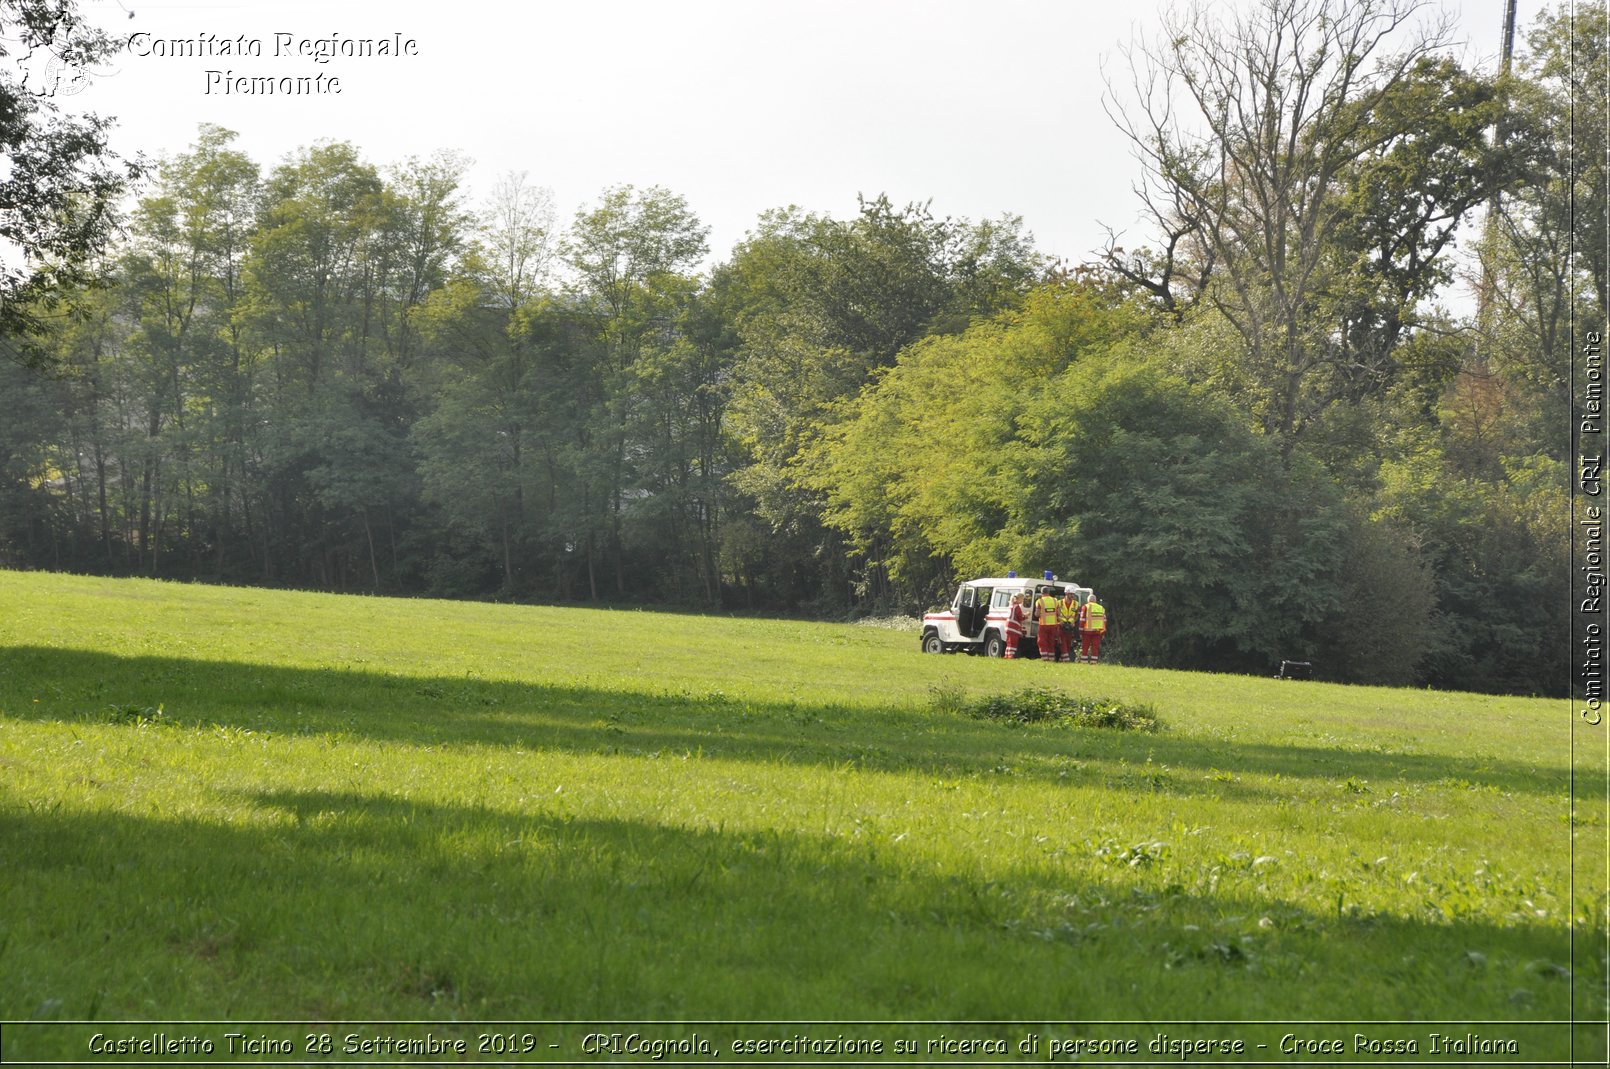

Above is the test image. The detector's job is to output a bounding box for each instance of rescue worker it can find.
[1059,588,1081,663]
[1034,586,1063,662]
[1004,592,1027,659]
[1078,594,1107,663]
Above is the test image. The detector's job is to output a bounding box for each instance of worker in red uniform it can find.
[1078,594,1107,663]
[1004,592,1028,659]
[1034,588,1063,662]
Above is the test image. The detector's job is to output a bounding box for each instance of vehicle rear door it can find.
[957,585,990,638]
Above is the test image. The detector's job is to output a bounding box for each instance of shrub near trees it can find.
[0,0,1592,697]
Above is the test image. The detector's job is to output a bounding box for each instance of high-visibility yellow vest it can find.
[1083,601,1106,632]
[1037,594,1060,626]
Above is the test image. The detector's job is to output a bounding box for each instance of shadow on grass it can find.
[0,645,1568,798]
[0,785,1587,1036]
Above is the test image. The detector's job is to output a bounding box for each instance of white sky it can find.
[60,0,1539,271]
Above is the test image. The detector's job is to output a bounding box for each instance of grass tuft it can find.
[948,685,1161,732]
[102,702,168,727]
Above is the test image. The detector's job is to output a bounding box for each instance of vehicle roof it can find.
[961,576,1085,587]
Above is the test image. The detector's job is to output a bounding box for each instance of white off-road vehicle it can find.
[919,573,1091,658]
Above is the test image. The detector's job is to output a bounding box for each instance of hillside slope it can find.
[0,571,1601,1061]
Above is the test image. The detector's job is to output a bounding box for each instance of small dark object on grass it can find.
[1276,660,1312,680]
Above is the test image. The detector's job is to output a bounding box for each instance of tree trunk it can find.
[364,507,381,592]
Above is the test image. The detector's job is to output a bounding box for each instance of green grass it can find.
[0,570,1603,1062]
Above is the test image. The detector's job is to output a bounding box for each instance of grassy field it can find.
[0,570,1604,1063]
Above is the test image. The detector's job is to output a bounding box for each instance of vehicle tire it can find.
[983,631,1006,658]
[921,630,946,654]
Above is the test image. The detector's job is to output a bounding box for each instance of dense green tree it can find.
[412,286,600,598]
[722,197,1044,607]
[114,127,261,574]
[1324,507,1436,686]
[0,342,74,562]
[1014,361,1350,672]
[807,282,1145,603]
[563,184,710,598]
[622,292,730,604]
[409,173,556,594]
[0,0,139,350]
[412,182,720,602]
[1375,450,1569,695]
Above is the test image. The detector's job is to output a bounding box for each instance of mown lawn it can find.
[0,570,1603,1063]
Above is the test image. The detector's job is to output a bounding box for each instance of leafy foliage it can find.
[1105,0,1534,448]
[946,685,1161,732]
[0,0,140,350]
[1016,359,1350,673]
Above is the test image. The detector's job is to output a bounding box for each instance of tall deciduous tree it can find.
[242,141,465,590]
[1104,0,1520,449]
[119,126,260,573]
[412,173,564,594]
[0,0,139,353]
[1475,3,1606,455]
[564,184,709,597]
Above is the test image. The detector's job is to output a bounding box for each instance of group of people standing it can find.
[1003,588,1107,663]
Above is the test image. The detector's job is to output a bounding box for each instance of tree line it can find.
[1,0,1596,697]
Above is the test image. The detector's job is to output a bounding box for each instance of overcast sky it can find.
[63,0,1539,273]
